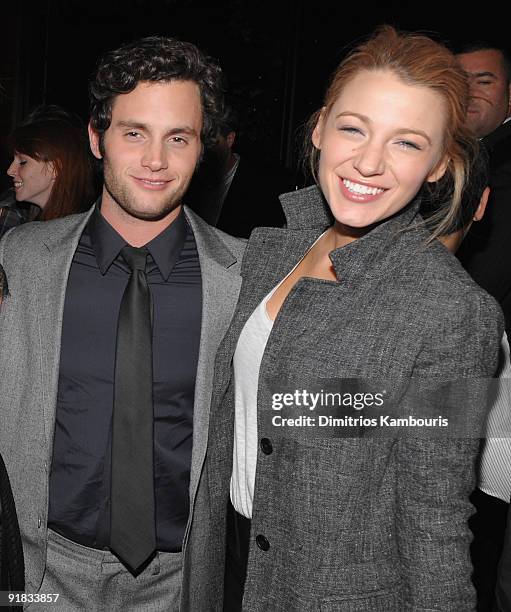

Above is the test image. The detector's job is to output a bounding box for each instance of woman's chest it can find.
[259,275,426,380]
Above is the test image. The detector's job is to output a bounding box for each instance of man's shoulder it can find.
[484,120,511,147]
[184,206,246,260]
[484,121,511,169]
[0,211,91,260]
[208,224,246,256]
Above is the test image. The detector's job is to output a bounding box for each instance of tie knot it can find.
[121,245,148,271]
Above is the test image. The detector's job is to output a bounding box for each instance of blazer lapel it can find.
[183,207,242,509]
[222,184,333,360]
[36,210,94,452]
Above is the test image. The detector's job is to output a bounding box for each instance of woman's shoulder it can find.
[400,237,499,312]
[391,237,504,367]
[404,239,504,376]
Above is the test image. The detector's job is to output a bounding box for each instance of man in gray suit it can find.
[0,36,244,610]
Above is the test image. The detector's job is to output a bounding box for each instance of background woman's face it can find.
[313,69,449,230]
[6,152,55,207]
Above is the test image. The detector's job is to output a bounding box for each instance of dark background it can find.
[1,0,509,190]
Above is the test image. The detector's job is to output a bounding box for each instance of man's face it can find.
[457,49,511,138]
[89,80,203,223]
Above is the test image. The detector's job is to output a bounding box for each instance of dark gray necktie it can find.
[110,245,156,575]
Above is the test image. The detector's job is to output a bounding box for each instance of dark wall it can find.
[1,0,509,190]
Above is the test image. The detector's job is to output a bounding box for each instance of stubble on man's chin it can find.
[103,170,183,223]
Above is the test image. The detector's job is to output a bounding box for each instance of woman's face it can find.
[6,152,56,207]
[313,69,449,230]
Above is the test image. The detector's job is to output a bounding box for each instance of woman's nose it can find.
[6,160,17,178]
[352,142,386,176]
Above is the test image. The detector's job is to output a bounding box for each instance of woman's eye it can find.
[339,126,363,135]
[397,140,421,151]
[18,160,27,166]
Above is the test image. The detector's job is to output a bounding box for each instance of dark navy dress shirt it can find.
[48,206,201,552]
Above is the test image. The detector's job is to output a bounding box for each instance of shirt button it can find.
[256,534,270,551]
[37,516,42,528]
[260,438,273,455]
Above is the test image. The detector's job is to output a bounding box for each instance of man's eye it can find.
[170,136,187,144]
[477,80,492,85]
[125,131,141,138]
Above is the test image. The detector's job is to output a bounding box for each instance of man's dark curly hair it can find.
[89,36,225,150]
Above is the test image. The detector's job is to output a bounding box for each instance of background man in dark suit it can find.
[456,45,511,334]
[186,105,295,238]
[454,44,511,612]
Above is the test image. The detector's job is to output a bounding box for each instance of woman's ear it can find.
[426,155,449,183]
[312,108,326,150]
[48,161,58,180]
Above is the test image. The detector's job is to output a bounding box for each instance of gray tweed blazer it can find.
[183,186,504,611]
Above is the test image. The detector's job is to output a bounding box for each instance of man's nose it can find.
[141,142,168,172]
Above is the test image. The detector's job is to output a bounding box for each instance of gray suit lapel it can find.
[183,207,242,511]
[37,210,94,451]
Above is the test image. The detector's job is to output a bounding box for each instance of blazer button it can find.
[256,534,270,551]
[38,515,42,528]
[260,438,273,455]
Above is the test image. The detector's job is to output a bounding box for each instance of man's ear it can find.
[507,82,511,117]
[88,122,103,160]
[474,186,490,221]
[426,155,449,183]
[312,108,326,150]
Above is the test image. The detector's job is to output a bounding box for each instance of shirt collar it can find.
[88,202,188,279]
[145,209,188,280]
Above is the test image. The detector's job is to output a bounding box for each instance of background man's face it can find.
[457,49,511,138]
[90,80,203,222]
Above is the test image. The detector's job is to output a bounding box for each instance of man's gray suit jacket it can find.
[0,205,244,605]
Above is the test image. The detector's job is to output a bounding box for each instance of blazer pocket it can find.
[320,589,401,612]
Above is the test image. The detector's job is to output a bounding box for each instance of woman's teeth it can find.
[343,179,384,195]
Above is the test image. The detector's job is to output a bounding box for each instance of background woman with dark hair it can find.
[2,109,94,237]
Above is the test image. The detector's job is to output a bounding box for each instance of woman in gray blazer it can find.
[186,26,504,612]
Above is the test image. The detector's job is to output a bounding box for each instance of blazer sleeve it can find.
[396,290,503,611]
